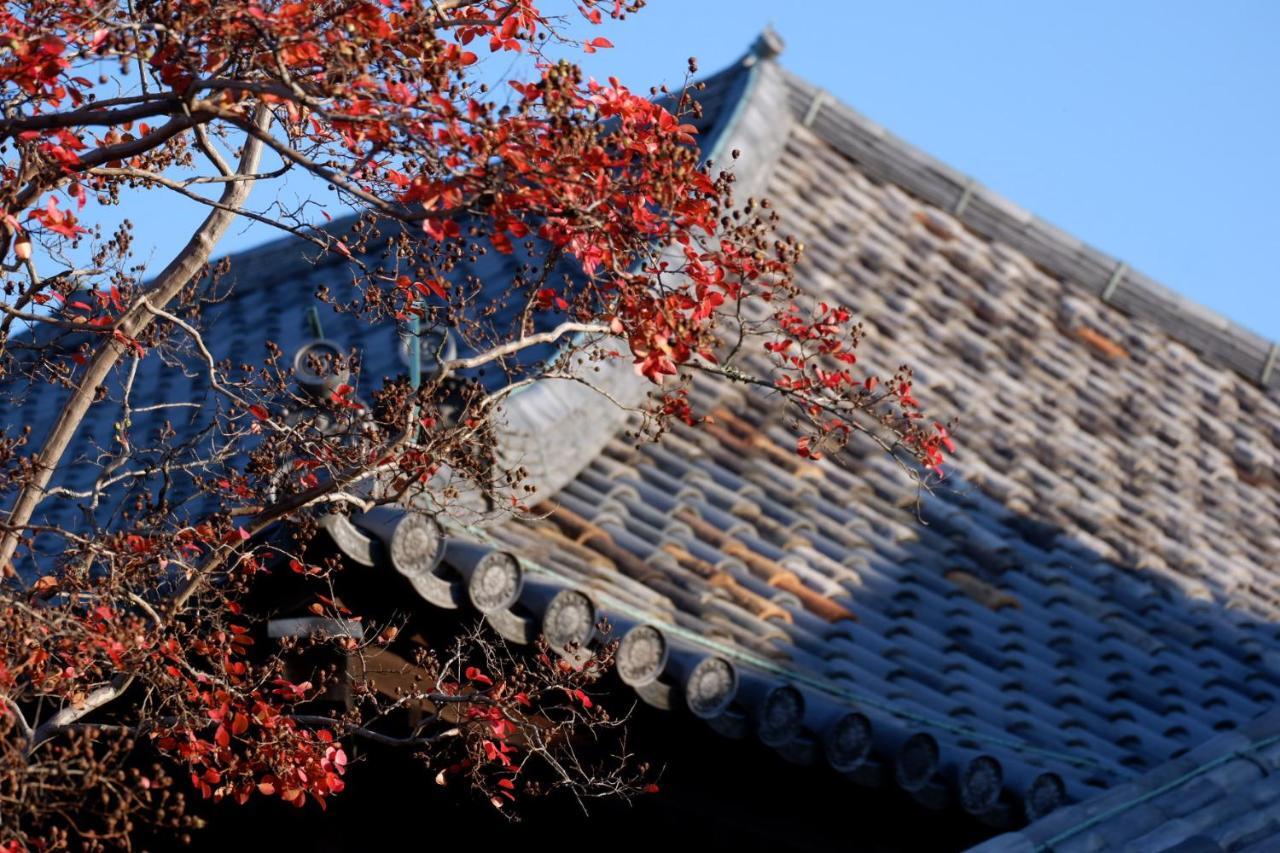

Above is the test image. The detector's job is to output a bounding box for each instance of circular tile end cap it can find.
[617,625,668,687]
[686,656,738,719]
[960,755,1004,814]
[542,589,596,653]
[468,551,522,612]
[1025,772,1066,821]
[825,712,872,772]
[895,732,940,792]
[757,685,805,747]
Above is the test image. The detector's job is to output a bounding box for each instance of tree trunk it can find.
[0,108,272,574]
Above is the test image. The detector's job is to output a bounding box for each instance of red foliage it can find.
[0,0,949,847]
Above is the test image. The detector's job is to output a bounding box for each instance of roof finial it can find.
[748,26,784,63]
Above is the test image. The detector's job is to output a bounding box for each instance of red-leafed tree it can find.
[0,1,952,848]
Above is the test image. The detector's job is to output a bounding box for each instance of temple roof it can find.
[11,31,1280,845]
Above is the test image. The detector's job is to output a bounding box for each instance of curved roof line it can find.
[770,59,1278,392]
[504,26,1280,508]
[492,37,800,501]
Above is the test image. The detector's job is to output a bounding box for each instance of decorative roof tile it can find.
[9,33,1280,842]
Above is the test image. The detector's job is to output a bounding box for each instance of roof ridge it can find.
[491,47,795,502]
[769,63,1279,392]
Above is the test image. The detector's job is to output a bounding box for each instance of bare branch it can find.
[28,676,135,755]
[441,322,609,375]
[0,107,273,572]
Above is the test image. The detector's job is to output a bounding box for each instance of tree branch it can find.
[28,676,134,755]
[290,715,461,748]
[439,322,609,375]
[0,98,179,139]
[2,695,35,743]
[0,107,273,573]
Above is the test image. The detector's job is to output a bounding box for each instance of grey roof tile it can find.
[10,35,1280,844]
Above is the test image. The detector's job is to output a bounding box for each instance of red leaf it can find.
[934,422,956,454]
[464,666,493,685]
[248,404,270,421]
[414,278,448,299]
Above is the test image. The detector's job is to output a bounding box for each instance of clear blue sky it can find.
[136,1,1280,340]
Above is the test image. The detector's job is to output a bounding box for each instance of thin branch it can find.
[192,123,232,177]
[440,322,609,375]
[126,592,162,626]
[0,107,273,573]
[89,167,340,258]
[290,715,461,748]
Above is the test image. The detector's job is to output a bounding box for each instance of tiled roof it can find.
[11,31,1280,840]
[5,58,747,552]
[781,66,1280,393]
[409,41,1280,829]
[11,235,377,548]
[972,709,1280,851]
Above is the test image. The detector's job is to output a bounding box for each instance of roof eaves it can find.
[970,706,1280,852]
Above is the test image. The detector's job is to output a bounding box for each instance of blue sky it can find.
[575,1,1280,339]
[130,1,1280,340]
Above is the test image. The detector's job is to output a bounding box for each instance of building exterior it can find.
[20,31,1280,852]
